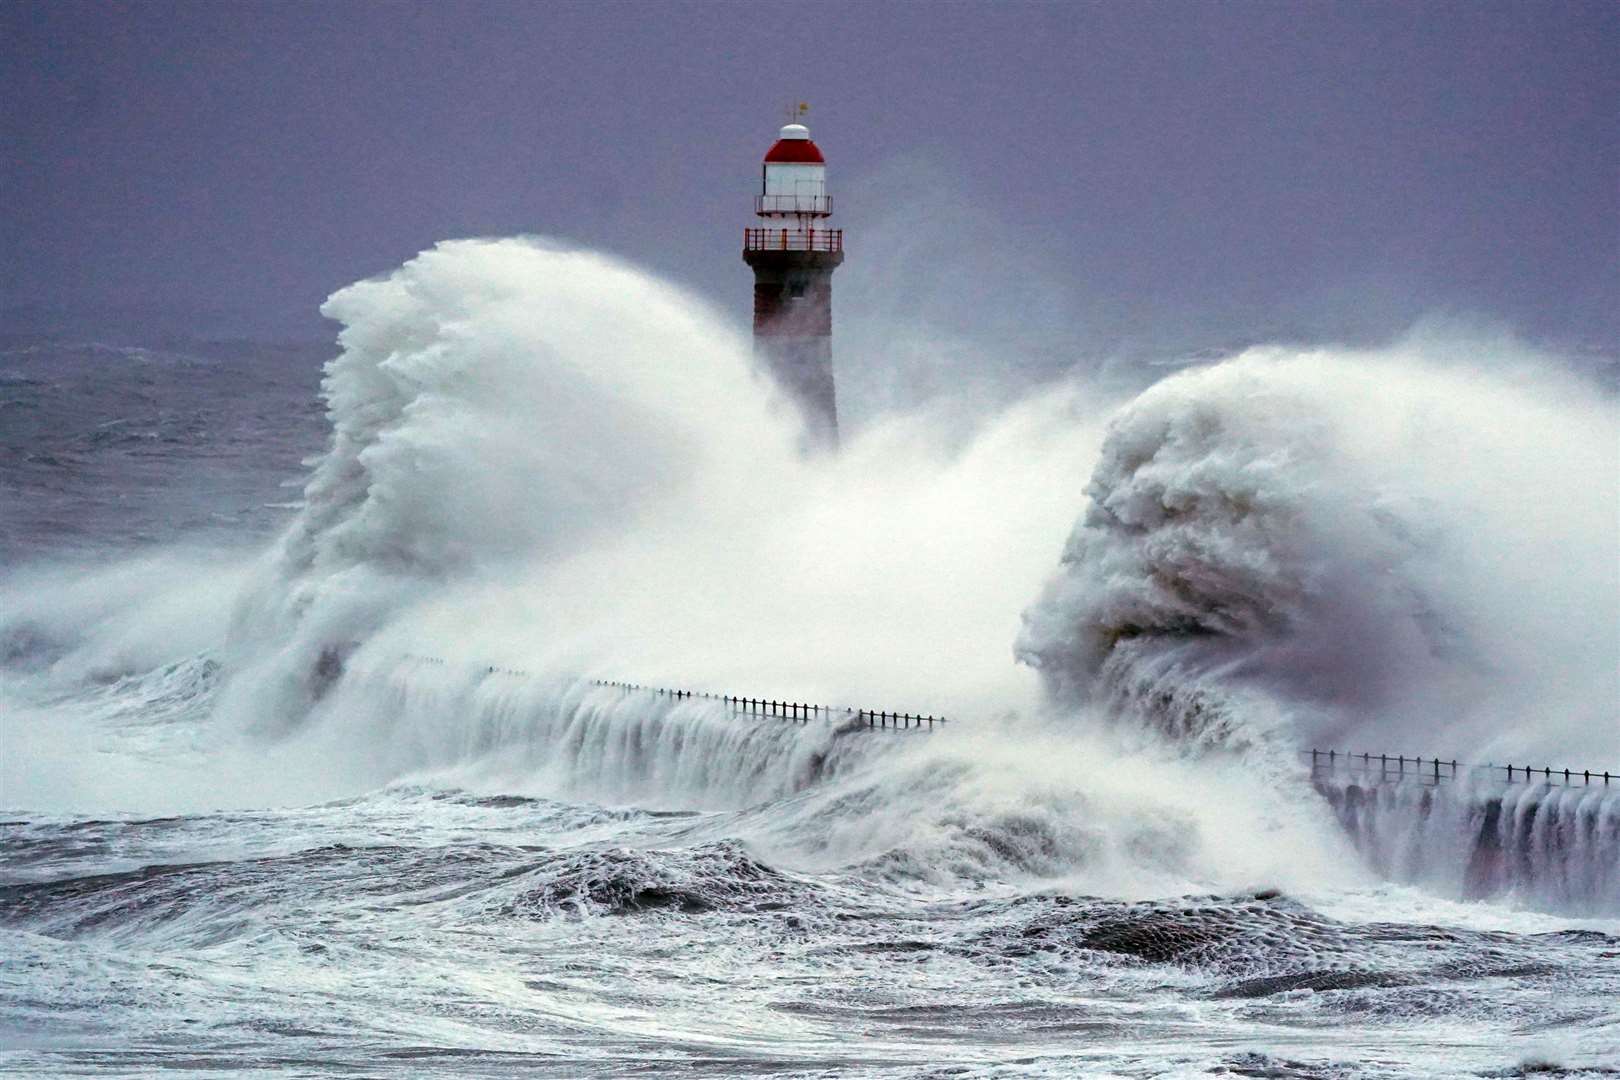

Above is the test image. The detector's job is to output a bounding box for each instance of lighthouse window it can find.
[788,282,807,298]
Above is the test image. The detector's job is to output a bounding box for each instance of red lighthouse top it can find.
[763,123,825,163]
[745,118,840,252]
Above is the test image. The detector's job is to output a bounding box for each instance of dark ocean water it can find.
[1,328,1617,1080]
[0,338,327,564]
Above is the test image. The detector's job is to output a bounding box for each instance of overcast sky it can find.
[3,0,1615,355]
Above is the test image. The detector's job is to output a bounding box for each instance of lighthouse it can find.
[743,120,844,449]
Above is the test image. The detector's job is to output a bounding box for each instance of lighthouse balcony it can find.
[755,194,833,216]
[744,227,844,253]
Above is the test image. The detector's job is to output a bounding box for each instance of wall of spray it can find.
[2,235,1614,912]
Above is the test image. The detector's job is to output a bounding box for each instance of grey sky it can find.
[3,0,1615,354]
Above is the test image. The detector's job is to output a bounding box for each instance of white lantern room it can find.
[757,123,831,218]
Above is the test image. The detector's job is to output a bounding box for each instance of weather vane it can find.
[785,101,810,124]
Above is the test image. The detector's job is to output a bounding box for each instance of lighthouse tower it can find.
[742,121,844,449]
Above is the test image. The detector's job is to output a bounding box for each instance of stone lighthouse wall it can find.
[742,248,843,449]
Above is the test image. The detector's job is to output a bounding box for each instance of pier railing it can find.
[592,681,945,732]
[1304,749,1613,788]
[402,658,943,733]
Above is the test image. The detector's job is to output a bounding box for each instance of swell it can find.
[0,842,523,947]
[9,809,1609,999]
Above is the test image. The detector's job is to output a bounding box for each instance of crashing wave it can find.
[1017,347,1617,767]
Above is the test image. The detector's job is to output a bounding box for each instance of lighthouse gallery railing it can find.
[744,227,844,253]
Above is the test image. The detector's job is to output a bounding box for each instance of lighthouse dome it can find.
[764,123,825,164]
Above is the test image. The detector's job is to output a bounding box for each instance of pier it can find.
[1306,748,1619,914]
[400,657,1614,773]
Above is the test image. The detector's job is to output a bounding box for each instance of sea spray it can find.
[1018,346,1618,766]
[215,237,802,732]
[209,239,1111,736]
[2,239,1613,916]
